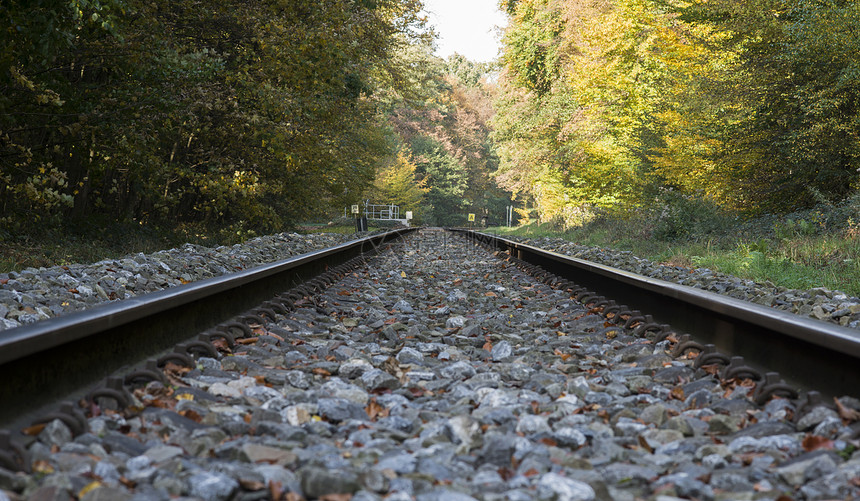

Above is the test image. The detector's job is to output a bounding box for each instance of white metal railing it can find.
[344,202,400,220]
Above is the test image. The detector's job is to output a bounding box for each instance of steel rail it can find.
[0,228,416,427]
[452,229,860,398]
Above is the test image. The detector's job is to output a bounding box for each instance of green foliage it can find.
[495,0,860,222]
[490,194,860,296]
[381,50,511,226]
[1,0,428,236]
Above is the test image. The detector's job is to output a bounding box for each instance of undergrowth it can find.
[490,192,860,297]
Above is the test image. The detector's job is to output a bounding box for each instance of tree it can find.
[367,150,428,222]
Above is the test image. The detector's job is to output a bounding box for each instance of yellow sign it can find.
[468,213,475,222]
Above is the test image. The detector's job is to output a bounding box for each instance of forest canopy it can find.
[494,0,860,225]
[1,0,431,236]
[4,0,859,238]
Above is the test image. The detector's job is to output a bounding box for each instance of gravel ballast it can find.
[0,232,362,331]
[1,230,858,500]
[496,234,860,331]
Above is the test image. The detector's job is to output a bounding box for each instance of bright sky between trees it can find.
[422,0,508,63]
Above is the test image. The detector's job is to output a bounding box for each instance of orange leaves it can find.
[365,397,389,421]
[801,434,834,452]
[553,348,572,362]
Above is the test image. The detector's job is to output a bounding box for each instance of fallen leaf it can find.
[637,435,654,453]
[483,340,493,351]
[211,338,232,353]
[701,364,721,376]
[835,397,860,422]
[497,467,515,481]
[22,423,47,436]
[32,460,54,474]
[77,480,102,498]
[400,271,407,278]
[484,291,497,297]
[365,398,389,421]
[312,368,331,376]
[236,337,258,345]
[669,386,685,400]
[539,437,558,447]
[802,434,835,452]
[179,409,203,422]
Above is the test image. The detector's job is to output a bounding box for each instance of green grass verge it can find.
[488,222,860,297]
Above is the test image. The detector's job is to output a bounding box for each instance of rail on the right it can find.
[451,229,860,399]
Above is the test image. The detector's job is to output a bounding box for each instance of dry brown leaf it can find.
[483,340,493,351]
[211,338,232,354]
[669,386,685,400]
[236,337,258,345]
[32,460,54,473]
[637,435,654,453]
[365,398,389,421]
[802,434,835,452]
[835,397,860,422]
[312,368,331,376]
[284,492,305,501]
[22,423,47,436]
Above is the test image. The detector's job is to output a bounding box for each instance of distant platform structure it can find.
[345,202,409,226]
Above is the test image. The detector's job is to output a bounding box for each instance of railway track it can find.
[0,228,858,500]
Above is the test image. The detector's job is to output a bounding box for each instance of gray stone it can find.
[396,347,424,365]
[80,486,133,501]
[39,419,72,447]
[317,398,366,423]
[188,471,238,501]
[361,368,400,390]
[776,451,839,486]
[143,445,184,463]
[536,472,595,501]
[393,300,414,313]
[299,467,360,498]
[491,341,513,361]
[516,414,550,435]
[440,361,477,380]
[416,489,479,501]
[797,406,839,430]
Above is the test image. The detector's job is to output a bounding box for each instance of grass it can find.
[488,220,860,297]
